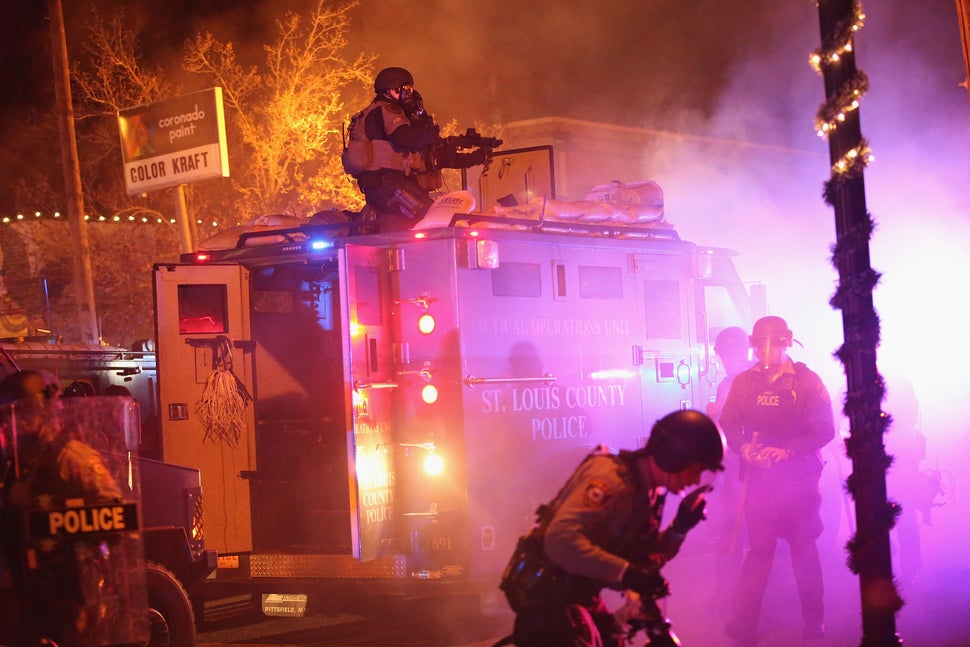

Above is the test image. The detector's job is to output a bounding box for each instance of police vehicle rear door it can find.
[343,242,401,561]
[153,262,256,554]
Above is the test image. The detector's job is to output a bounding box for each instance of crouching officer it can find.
[499,410,726,647]
[342,66,443,232]
[0,370,148,647]
[342,66,491,232]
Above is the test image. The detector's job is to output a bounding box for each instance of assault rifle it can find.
[625,595,682,646]
[442,128,503,153]
[430,128,503,171]
[402,90,502,172]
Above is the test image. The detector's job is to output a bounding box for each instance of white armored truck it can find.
[149,147,760,622]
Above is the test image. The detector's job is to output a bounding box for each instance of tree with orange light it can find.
[1,1,376,345]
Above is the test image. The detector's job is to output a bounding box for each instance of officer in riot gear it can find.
[342,66,443,231]
[498,409,725,647]
[343,66,494,232]
[719,316,834,643]
[0,370,148,647]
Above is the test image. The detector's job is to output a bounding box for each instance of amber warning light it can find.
[418,314,436,334]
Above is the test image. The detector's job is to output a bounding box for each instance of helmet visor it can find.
[751,335,789,367]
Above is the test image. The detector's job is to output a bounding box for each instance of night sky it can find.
[3,2,964,145]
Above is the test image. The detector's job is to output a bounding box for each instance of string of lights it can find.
[811,0,874,177]
[831,138,874,177]
[813,70,868,137]
[809,3,866,71]
[0,211,223,227]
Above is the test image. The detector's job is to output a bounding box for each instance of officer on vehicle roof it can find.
[498,409,725,647]
[343,66,488,232]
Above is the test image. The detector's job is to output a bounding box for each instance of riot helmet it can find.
[643,410,725,473]
[0,370,57,407]
[714,326,749,354]
[749,316,793,369]
[749,316,792,347]
[714,325,752,375]
[0,370,60,452]
[374,66,414,93]
[62,380,96,398]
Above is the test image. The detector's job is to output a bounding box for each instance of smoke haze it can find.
[3,1,969,642]
[351,3,970,641]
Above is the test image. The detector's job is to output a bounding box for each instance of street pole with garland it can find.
[812,2,902,644]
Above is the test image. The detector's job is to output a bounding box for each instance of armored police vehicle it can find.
[148,146,760,621]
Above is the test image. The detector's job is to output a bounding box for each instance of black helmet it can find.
[0,370,58,407]
[714,326,749,354]
[374,66,414,92]
[62,380,96,397]
[643,410,725,473]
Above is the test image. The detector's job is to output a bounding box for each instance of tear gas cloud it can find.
[349,2,970,641]
[18,1,970,641]
[159,0,970,638]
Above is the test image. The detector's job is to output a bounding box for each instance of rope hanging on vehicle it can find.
[195,336,252,447]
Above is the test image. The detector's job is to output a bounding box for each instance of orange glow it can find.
[423,453,444,476]
[421,384,438,404]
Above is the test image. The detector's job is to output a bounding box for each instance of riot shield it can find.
[0,395,149,647]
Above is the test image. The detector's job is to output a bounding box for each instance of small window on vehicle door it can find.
[177,284,228,334]
[492,262,541,297]
[643,279,682,339]
[579,265,623,299]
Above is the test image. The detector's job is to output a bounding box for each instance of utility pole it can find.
[48,0,99,344]
[813,2,901,645]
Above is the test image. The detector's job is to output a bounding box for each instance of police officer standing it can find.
[719,316,835,643]
[500,410,726,647]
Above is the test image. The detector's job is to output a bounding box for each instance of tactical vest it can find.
[499,447,638,611]
[342,102,408,176]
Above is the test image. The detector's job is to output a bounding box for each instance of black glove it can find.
[672,484,712,534]
[621,564,670,600]
[417,122,440,148]
[466,148,489,166]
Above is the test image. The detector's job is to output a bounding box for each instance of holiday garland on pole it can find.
[812,2,902,644]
